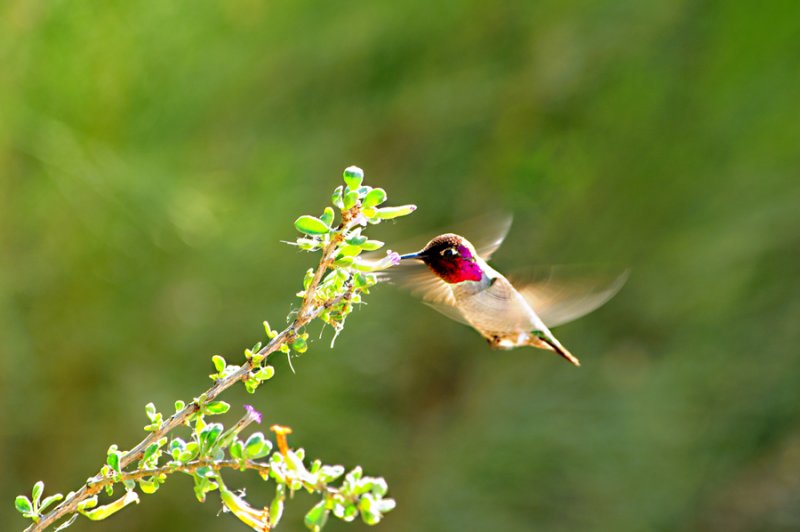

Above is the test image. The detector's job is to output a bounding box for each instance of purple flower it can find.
[352,250,402,272]
[243,404,262,425]
[353,212,369,226]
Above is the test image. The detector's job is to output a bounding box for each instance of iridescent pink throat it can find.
[426,245,484,284]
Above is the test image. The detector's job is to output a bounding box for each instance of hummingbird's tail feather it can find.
[530,332,581,367]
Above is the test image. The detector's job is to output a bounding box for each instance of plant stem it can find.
[95,458,271,486]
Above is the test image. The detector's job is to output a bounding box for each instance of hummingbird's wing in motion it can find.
[465,212,513,259]
[368,212,513,262]
[516,267,629,328]
[385,266,472,325]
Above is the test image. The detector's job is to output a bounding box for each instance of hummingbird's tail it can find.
[530,331,581,367]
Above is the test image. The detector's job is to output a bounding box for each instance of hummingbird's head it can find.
[400,233,484,284]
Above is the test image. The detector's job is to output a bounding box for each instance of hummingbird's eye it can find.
[441,247,459,257]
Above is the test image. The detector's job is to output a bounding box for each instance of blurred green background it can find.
[2,1,800,530]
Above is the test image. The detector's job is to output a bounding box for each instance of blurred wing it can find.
[366,211,513,261]
[466,212,513,259]
[378,264,470,325]
[424,300,472,326]
[516,267,629,328]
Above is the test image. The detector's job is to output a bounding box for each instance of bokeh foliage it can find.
[2,1,800,531]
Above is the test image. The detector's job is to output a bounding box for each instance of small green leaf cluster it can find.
[210,351,276,394]
[269,452,396,530]
[15,482,63,525]
[291,166,415,346]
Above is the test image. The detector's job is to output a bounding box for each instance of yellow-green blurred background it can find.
[2,1,800,531]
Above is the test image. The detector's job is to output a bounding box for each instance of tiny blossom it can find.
[386,251,401,266]
[375,251,401,269]
[243,405,262,425]
[353,212,369,226]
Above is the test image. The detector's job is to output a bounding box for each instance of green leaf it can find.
[302,267,315,290]
[106,446,121,473]
[318,464,345,483]
[343,190,358,210]
[346,466,363,484]
[212,355,226,374]
[362,188,387,208]
[353,272,378,289]
[205,401,230,415]
[331,186,344,209]
[367,477,388,496]
[230,439,244,460]
[296,237,321,251]
[320,207,335,226]
[138,477,159,495]
[376,204,417,220]
[263,321,278,339]
[345,229,367,246]
[337,244,362,257]
[200,424,223,450]
[360,239,384,251]
[193,480,208,503]
[254,365,275,381]
[142,442,159,463]
[170,438,186,460]
[333,256,354,267]
[174,400,186,412]
[32,481,44,507]
[291,336,308,353]
[304,501,330,531]
[244,432,273,459]
[295,215,331,236]
[358,494,380,525]
[244,378,259,394]
[343,165,364,189]
[145,402,158,422]
[333,268,349,284]
[15,495,32,515]
[343,503,359,522]
[39,493,64,513]
[269,492,285,527]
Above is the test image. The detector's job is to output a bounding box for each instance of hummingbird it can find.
[394,217,627,366]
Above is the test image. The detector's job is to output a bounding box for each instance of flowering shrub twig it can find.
[15,166,415,531]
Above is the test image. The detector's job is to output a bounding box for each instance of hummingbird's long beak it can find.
[399,251,424,260]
